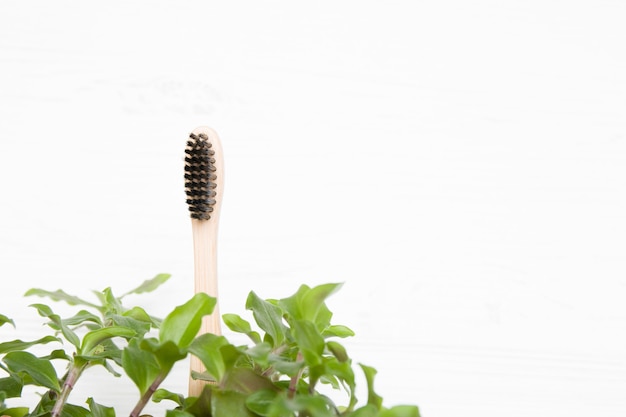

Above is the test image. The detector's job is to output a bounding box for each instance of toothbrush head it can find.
[185,131,218,220]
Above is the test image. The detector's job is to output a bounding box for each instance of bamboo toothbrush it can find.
[184,126,224,397]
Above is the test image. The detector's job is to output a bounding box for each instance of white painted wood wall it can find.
[1,2,625,416]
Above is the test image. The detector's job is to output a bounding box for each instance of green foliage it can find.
[0,315,15,328]
[159,293,216,348]
[0,336,60,355]
[122,274,172,297]
[1,275,419,417]
[187,334,229,381]
[245,292,287,347]
[86,398,116,417]
[3,352,61,392]
[23,289,100,310]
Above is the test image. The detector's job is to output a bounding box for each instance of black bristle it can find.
[185,132,217,220]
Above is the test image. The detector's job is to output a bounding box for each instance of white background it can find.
[1,1,626,416]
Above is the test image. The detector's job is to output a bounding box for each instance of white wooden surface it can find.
[1,2,625,416]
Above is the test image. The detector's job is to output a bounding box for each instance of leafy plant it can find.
[0,275,419,417]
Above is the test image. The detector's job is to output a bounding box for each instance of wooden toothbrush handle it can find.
[192,218,221,335]
[189,219,221,397]
[187,126,224,397]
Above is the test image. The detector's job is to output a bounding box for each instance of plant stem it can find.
[288,352,304,399]
[51,364,85,417]
[129,373,167,417]
[261,344,289,378]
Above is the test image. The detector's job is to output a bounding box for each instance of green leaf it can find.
[319,373,341,390]
[211,389,257,417]
[0,376,23,398]
[24,289,99,309]
[0,336,60,355]
[292,319,325,366]
[323,356,356,409]
[60,310,102,327]
[166,410,195,417]
[82,338,122,366]
[160,293,216,348]
[3,351,61,392]
[123,306,162,329]
[61,403,90,417]
[270,356,305,376]
[277,284,309,321]
[220,344,243,370]
[189,371,215,382]
[141,339,187,371]
[122,273,171,297]
[0,407,29,417]
[81,326,136,355]
[29,304,80,349]
[301,283,342,325]
[88,359,121,378]
[86,397,116,417]
[222,313,252,333]
[122,339,160,394]
[350,404,379,417]
[28,303,55,318]
[101,288,123,315]
[153,388,184,406]
[290,394,335,417]
[0,314,15,328]
[326,341,349,363]
[258,392,293,417]
[122,306,154,324]
[221,368,275,395]
[244,342,272,367]
[91,290,107,306]
[107,314,151,337]
[278,283,343,332]
[245,389,277,416]
[322,325,355,338]
[359,364,383,409]
[313,304,333,333]
[41,349,72,362]
[187,333,229,381]
[378,405,421,417]
[246,291,287,347]
[183,385,213,415]
[222,313,261,344]
[28,390,56,416]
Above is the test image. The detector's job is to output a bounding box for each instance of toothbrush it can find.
[184,126,224,397]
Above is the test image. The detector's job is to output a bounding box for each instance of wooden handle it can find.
[192,219,221,335]
[188,126,224,397]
